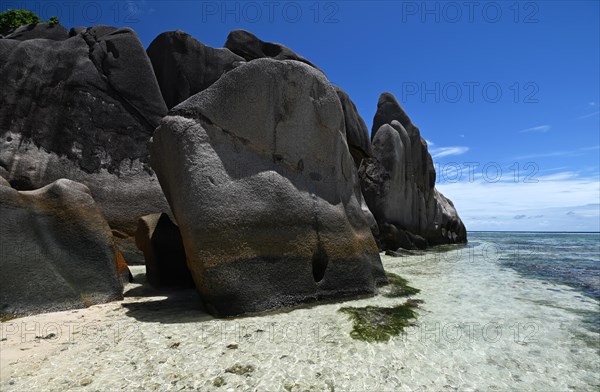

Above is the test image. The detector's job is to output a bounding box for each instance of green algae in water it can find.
[382,272,420,298]
[339,273,421,342]
[339,302,418,343]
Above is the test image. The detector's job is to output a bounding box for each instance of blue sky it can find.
[5,0,599,231]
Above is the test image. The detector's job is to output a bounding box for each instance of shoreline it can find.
[1,241,599,391]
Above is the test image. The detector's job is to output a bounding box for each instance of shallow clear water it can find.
[469,232,600,300]
[469,232,600,337]
[1,233,599,391]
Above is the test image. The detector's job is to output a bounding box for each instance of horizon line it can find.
[469,230,600,234]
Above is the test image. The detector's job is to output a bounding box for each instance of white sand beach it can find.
[1,240,598,391]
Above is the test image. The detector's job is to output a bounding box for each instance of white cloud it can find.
[512,146,597,161]
[430,146,469,159]
[577,111,599,120]
[581,145,600,151]
[536,171,579,181]
[519,125,551,133]
[437,172,600,231]
[425,139,434,146]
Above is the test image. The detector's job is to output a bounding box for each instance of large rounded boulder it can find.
[150,58,386,316]
[224,29,317,68]
[0,25,170,263]
[0,179,124,318]
[224,30,371,169]
[360,93,467,247]
[2,22,69,41]
[147,30,245,109]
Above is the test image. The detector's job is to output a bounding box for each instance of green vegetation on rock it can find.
[0,9,59,31]
[48,16,59,26]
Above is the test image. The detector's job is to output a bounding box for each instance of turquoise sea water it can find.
[468,231,600,334]
[469,232,600,300]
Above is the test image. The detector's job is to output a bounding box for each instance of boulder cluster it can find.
[0,24,466,318]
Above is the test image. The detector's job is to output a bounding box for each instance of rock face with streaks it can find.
[150,58,386,316]
[0,25,170,263]
[0,23,468,318]
[335,86,372,166]
[221,30,377,233]
[360,93,467,248]
[223,30,371,168]
[0,179,124,318]
[147,30,245,109]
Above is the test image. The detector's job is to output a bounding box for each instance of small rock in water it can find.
[405,299,424,308]
[225,364,255,376]
[386,249,417,257]
[168,342,180,349]
[213,376,226,387]
[325,379,335,392]
[80,378,92,386]
[226,343,238,349]
[283,383,297,391]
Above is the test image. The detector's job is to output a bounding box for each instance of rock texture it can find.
[0,25,170,263]
[360,93,467,248]
[223,30,370,168]
[0,179,124,318]
[2,23,69,41]
[225,29,317,69]
[115,248,133,285]
[222,30,377,231]
[335,86,372,165]
[147,30,245,109]
[151,58,386,316]
[135,213,193,288]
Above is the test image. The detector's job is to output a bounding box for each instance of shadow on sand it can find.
[121,265,402,324]
[121,269,215,324]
